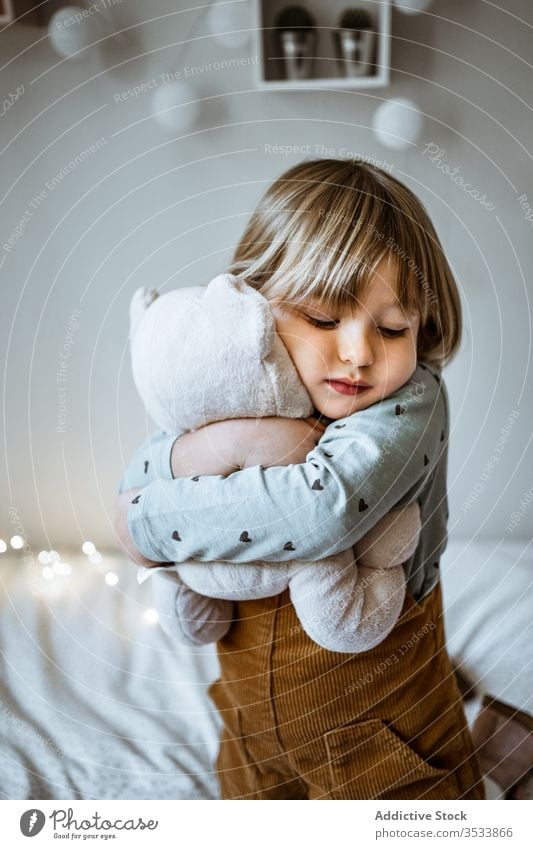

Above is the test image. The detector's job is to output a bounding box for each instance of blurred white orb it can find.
[10,535,24,549]
[82,541,96,555]
[0,539,7,554]
[49,550,60,563]
[143,608,159,625]
[54,561,72,575]
[89,551,103,564]
[206,0,250,49]
[48,6,97,59]
[42,567,55,580]
[372,97,424,150]
[394,0,433,14]
[38,550,51,564]
[105,571,119,586]
[151,82,200,133]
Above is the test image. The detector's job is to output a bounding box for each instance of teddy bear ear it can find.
[130,287,159,334]
[204,273,275,359]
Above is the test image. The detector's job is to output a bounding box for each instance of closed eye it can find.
[379,327,409,338]
[304,315,339,329]
[301,311,409,336]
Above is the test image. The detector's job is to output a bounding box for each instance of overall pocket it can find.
[324,718,461,800]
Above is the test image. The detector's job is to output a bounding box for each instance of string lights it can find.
[2,536,158,625]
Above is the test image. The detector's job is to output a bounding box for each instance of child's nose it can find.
[337,329,374,367]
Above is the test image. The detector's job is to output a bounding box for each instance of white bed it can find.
[0,552,221,800]
[441,536,533,715]
[1,537,531,800]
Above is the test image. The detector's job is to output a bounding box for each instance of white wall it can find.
[1,0,532,550]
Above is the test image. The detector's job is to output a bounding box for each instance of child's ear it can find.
[205,273,275,360]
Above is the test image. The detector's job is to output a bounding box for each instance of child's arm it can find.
[169,417,326,478]
[119,417,325,490]
[124,365,446,565]
[118,430,179,494]
[115,417,326,564]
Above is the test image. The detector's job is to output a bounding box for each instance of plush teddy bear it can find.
[129,273,421,652]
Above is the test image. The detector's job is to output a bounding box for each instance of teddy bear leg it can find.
[288,553,363,652]
[289,556,406,653]
[340,564,406,651]
[150,569,234,646]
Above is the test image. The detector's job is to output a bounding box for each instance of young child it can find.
[116,158,485,800]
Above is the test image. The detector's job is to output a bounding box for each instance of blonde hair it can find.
[227,158,462,368]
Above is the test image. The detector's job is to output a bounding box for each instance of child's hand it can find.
[114,488,161,568]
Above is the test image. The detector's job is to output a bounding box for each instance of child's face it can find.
[271,259,420,420]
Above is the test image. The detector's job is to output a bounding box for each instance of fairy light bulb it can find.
[82,541,96,555]
[372,98,424,150]
[10,535,24,549]
[0,540,7,554]
[105,571,119,586]
[150,81,200,133]
[143,608,159,625]
[48,6,98,60]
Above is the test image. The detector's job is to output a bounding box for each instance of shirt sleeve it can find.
[118,429,179,494]
[127,364,447,564]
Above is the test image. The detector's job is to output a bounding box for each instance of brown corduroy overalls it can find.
[209,582,485,800]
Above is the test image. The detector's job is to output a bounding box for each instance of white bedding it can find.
[0,553,221,800]
[1,537,531,800]
[441,537,533,714]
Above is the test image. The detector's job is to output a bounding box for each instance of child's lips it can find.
[327,379,372,397]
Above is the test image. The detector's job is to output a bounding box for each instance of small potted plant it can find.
[274,6,317,81]
[333,8,376,77]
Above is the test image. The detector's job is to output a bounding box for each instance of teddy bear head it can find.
[129,273,313,433]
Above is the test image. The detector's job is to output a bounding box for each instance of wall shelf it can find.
[252,0,391,90]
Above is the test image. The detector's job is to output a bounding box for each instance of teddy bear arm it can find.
[150,569,233,645]
[178,559,290,601]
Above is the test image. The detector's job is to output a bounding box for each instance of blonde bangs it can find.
[228,158,461,367]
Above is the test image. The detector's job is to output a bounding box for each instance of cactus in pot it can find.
[274,6,317,81]
[334,7,376,77]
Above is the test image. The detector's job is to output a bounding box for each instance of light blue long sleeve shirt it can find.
[120,363,449,601]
